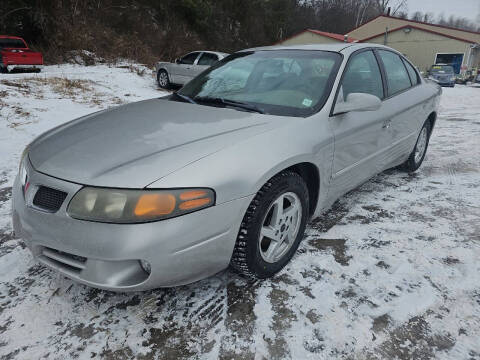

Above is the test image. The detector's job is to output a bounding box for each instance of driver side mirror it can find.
[334,93,381,115]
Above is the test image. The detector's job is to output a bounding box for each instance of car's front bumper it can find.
[5,64,43,71]
[12,159,253,291]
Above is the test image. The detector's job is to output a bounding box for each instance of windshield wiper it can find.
[194,96,265,114]
[172,92,197,104]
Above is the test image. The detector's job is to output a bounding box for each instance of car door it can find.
[375,50,422,169]
[174,52,201,84]
[328,49,388,197]
[193,52,220,78]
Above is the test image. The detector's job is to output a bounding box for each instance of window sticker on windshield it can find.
[302,98,313,107]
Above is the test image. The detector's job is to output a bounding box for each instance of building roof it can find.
[360,24,477,44]
[348,15,480,44]
[307,30,357,42]
[279,29,357,44]
[350,14,480,36]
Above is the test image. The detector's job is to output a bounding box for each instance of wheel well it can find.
[427,112,437,134]
[286,162,319,217]
[157,68,168,76]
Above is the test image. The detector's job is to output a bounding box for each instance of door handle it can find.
[382,119,392,129]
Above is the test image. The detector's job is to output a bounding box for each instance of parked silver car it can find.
[155,51,228,88]
[13,43,441,291]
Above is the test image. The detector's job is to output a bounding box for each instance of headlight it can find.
[67,187,215,223]
[19,147,29,187]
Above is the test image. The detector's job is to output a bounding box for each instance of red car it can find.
[0,36,43,73]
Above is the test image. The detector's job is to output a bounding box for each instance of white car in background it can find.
[155,51,228,88]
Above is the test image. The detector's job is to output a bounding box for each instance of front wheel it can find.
[230,171,309,279]
[400,121,431,172]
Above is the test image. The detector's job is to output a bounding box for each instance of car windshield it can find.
[0,38,26,49]
[177,50,342,117]
[431,65,454,74]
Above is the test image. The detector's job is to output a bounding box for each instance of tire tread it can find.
[230,171,307,279]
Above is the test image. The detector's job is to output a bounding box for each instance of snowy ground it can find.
[0,66,479,360]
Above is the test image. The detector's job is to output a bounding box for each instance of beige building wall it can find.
[366,27,473,73]
[279,32,341,45]
[348,16,480,44]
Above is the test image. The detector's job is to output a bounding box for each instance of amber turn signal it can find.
[135,193,176,216]
[179,189,208,201]
[179,197,212,210]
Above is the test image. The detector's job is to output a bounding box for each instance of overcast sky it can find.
[407,0,480,24]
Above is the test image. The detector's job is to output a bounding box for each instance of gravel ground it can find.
[0,67,479,359]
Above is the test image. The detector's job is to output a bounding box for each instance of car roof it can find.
[0,35,25,40]
[242,42,393,55]
[191,51,229,57]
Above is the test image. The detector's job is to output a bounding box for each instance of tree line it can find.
[0,0,477,65]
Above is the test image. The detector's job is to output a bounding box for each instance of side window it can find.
[179,52,200,65]
[402,58,420,86]
[341,50,384,100]
[378,50,412,95]
[198,53,219,66]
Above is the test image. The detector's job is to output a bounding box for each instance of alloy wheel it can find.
[258,192,302,263]
[414,127,428,164]
[158,71,168,87]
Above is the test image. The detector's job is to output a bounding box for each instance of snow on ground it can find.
[0,67,479,359]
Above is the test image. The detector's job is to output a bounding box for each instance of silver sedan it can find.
[12,43,441,291]
[155,51,228,88]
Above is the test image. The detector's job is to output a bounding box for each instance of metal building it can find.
[277,15,480,75]
[348,15,480,74]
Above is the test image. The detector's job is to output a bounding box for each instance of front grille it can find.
[41,247,87,274]
[33,186,68,212]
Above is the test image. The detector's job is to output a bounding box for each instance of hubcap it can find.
[258,192,302,263]
[414,127,428,163]
[158,72,168,87]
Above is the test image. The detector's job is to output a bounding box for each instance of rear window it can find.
[198,53,219,66]
[377,50,412,96]
[403,59,420,85]
[0,38,26,49]
[431,65,454,74]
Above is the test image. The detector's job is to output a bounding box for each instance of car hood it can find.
[29,98,287,188]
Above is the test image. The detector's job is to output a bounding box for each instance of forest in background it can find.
[1,0,479,65]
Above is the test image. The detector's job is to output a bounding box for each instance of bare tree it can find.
[374,0,407,16]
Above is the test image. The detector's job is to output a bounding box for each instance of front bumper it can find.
[5,64,43,71]
[12,159,252,291]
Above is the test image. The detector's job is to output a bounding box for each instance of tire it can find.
[157,69,170,89]
[400,120,431,172]
[230,171,309,279]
